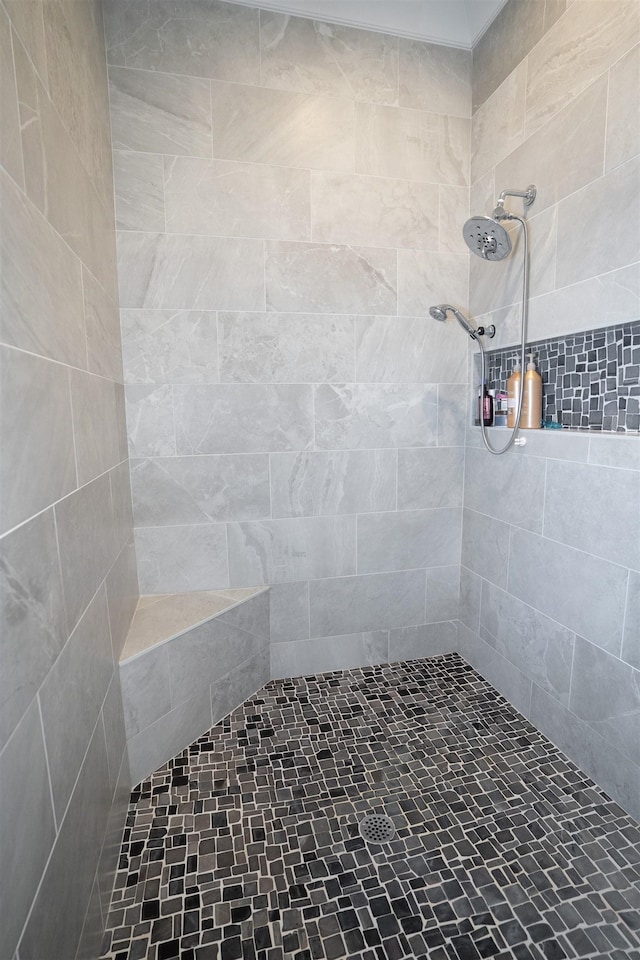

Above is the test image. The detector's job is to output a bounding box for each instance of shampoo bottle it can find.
[506,359,521,428]
[521,353,542,429]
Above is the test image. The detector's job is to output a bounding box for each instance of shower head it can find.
[463,215,512,261]
[429,304,478,339]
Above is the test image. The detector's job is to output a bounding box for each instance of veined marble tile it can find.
[130,455,270,526]
[271,631,390,679]
[461,508,510,589]
[116,232,264,311]
[314,382,438,450]
[265,240,396,315]
[135,523,229,594]
[1,6,23,189]
[389,622,457,661]
[425,565,460,623]
[113,151,164,232]
[106,538,139,662]
[437,383,468,447]
[210,80,355,171]
[104,0,259,83]
[175,383,314,455]
[70,370,121,487]
[606,43,640,173]
[109,65,212,156]
[439,185,470,256]
[122,310,218,385]
[397,448,464,511]
[260,13,398,103]
[211,648,270,725]
[357,508,462,575]
[110,460,135,557]
[397,249,468,318]
[227,516,356,586]
[622,570,640,669]
[526,0,639,137]
[0,169,85,368]
[356,102,469,185]
[269,581,309,643]
[83,268,123,382]
[164,157,310,241]
[355,315,467,384]
[464,446,545,533]
[0,345,76,534]
[309,569,426,637]
[270,450,396,518]
[3,0,47,85]
[471,61,526,184]
[311,172,438,250]
[398,39,471,117]
[218,312,354,383]
[125,384,175,458]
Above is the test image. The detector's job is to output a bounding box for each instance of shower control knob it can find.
[514,437,527,446]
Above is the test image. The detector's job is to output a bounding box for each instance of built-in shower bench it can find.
[119,587,270,786]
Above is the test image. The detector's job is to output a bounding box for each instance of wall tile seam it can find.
[536,520,639,575]
[133,506,464,531]
[35,694,58,834]
[573,628,640,677]
[4,14,27,193]
[0,330,126,386]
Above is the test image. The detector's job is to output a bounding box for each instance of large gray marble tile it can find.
[459,565,482,633]
[397,448,464,511]
[0,5,23,189]
[211,648,270,724]
[228,516,356,586]
[96,753,131,919]
[269,581,310,643]
[461,508,511,589]
[458,629,533,718]
[164,156,310,241]
[110,460,135,558]
[3,0,47,84]
[125,384,175,458]
[507,529,628,655]
[75,872,104,960]
[127,688,212,786]
[260,13,398,103]
[622,570,640,670]
[480,579,574,706]
[270,450,396,518]
[117,232,264,311]
[83,268,123,383]
[217,589,270,640]
[175,383,314,455]
[271,630,389,679]
[0,510,67,751]
[131,455,270,526]
[113,150,165,232]
[471,61,526,183]
[311,172,438,250]
[426,565,460,622]
[0,169,85,367]
[357,508,461,575]
[314,383,438,450]
[439,184,470,256]
[39,587,114,821]
[399,39,470,117]
[219,312,354,383]
[106,538,139,664]
[397,249,469,318]
[544,459,640,571]
[570,636,640,767]
[309,570,426,637]
[0,345,76,534]
[109,65,212,156]
[210,80,355,171]
[122,309,218,385]
[606,42,640,173]
[389,621,457,661]
[437,383,468,447]
[70,370,121,487]
[265,240,396,316]
[0,699,57,960]
[104,0,259,83]
[355,315,467,384]
[588,434,640,471]
[119,643,171,739]
[464,446,545,533]
[355,102,469,185]
[135,523,229,594]
[55,474,116,633]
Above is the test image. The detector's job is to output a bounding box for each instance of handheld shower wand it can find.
[429,304,495,340]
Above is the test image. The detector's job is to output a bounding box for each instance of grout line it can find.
[36,694,59,835]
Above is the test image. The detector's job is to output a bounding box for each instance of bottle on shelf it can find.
[521,353,543,429]
[478,381,494,426]
[506,358,522,429]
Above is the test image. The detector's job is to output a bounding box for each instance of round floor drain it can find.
[359,814,396,844]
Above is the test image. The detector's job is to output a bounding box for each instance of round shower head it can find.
[463,216,512,261]
[429,305,447,322]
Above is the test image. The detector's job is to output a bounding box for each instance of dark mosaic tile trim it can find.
[100,655,640,960]
[483,320,640,432]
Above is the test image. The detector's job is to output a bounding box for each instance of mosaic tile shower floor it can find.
[101,654,640,960]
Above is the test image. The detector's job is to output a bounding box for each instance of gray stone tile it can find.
[356,315,467,384]
[472,0,548,111]
[217,589,270,641]
[606,41,640,173]
[101,670,128,797]
[211,648,270,724]
[125,384,175,458]
[219,312,354,384]
[459,565,482,633]
[270,450,396,518]
[426,565,460,623]
[507,529,628,655]
[131,455,270,526]
[175,383,314,455]
[309,570,426,637]
[272,630,390,678]
[397,249,469,318]
[269,581,309,644]
[0,510,67,751]
[397,448,464,510]
[96,752,131,920]
[265,240,396,316]
[461,508,511,589]
[1,5,23,189]
[105,540,139,663]
[83,268,123,383]
[357,508,462,575]
[389,621,457,661]
[228,516,356,586]
[119,643,171,739]
[127,688,212,787]
[458,629,533,718]
[471,61,526,184]
[3,0,47,85]
[622,570,640,670]
[399,39,471,117]
[0,699,56,960]
[39,587,115,821]
[75,872,104,960]
[464,446,545,533]
[314,383,438,450]
[70,370,121,487]
[437,383,468,447]
[122,309,218,385]
[588,434,640,471]
[112,150,165,232]
[135,523,229,594]
[439,184,470,256]
[108,65,212,156]
[110,460,135,558]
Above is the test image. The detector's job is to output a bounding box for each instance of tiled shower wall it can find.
[462,0,640,820]
[0,1,138,957]
[105,0,473,677]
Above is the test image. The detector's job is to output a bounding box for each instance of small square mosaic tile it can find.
[101,654,640,960]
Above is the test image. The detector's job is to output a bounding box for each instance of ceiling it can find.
[230,0,508,49]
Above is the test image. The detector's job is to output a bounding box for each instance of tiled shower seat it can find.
[119,588,270,786]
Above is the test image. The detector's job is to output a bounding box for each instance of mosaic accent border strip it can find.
[483,321,640,432]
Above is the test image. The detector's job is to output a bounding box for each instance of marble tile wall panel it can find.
[269,581,310,643]
[135,523,229,593]
[271,631,389,679]
[218,312,354,383]
[309,569,426,637]
[356,315,468,384]
[314,383,438,450]
[104,0,260,83]
[388,621,458,661]
[0,5,23,189]
[437,383,468,446]
[164,157,311,241]
[397,448,464,511]
[106,539,139,662]
[399,40,471,117]
[471,61,526,183]
[458,621,534,717]
[120,644,171,739]
[461,508,511,589]
[464,446,546,533]
[439,185,470,256]
[606,43,640,173]
[269,450,396,518]
[260,13,398,103]
[356,508,462,574]
[3,0,47,84]
[70,370,122,486]
[122,310,218,385]
[113,151,165,232]
[210,81,355,171]
[110,461,136,557]
[426,565,460,622]
[125,384,176,458]
[397,249,469,318]
[210,647,270,725]
[130,455,270,525]
[622,570,640,669]
[83,268,123,383]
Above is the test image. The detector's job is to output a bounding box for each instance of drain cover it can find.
[359,814,396,844]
